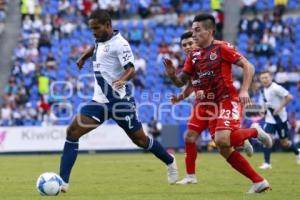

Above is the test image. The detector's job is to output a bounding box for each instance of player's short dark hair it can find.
[259,70,272,76]
[180,31,193,42]
[193,14,216,31]
[89,9,111,25]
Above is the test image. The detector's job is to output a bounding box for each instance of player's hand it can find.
[239,90,251,105]
[170,95,181,104]
[112,80,126,90]
[76,57,85,70]
[163,58,176,77]
[196,90,205,100]
[273,107,282,115]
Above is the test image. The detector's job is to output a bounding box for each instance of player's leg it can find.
[177,106,207,184]
[276,122,300,164]
[259,123,274,169]
[218,141,270,193]
[60,101,105,191]
[176,129,199,185]
[113,98,177,184]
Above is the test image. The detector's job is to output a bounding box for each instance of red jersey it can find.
[183,40,242,103]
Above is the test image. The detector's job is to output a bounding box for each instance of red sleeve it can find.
[220,42,242,64]
[182,54,193,75]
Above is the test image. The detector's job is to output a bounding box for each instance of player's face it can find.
[181,37,197,55]
[88,19,110,40]
[259,73,272,87]
[192,22,211,48]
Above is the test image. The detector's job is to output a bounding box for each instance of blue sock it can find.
[146,137,173,165]
[263,147,271,164]
[60,137,79,183]
[287,141,299,155]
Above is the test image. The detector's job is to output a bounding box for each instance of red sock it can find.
[230,128,258,147]
[185,142,197,174]
[227,151,263,183]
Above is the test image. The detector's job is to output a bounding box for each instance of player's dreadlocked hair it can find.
[193,13,216,31]
[180,31,193,42]
[89,9,112,25]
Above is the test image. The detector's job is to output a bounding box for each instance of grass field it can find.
[0,152,299,200]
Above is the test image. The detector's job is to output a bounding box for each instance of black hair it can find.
[193,13,216,31]
[89,9,111,25]
[180,31,193,42]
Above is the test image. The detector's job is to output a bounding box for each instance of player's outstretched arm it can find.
[170,81,194,104]
[163,58,190,87]
[112,63,135,89]
[235,56,254,105]
[76,46,95,70]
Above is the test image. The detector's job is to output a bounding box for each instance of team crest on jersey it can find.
[103,44,110,52]
[209,52,217,60]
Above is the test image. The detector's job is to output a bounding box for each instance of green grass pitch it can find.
[0,152,299,200]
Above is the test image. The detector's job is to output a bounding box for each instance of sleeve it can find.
[117,40,135,69]
[275,84,289,97]
[220,42,242,64]
[182,54,193,75]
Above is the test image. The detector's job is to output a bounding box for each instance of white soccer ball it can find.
[36,172,63,196]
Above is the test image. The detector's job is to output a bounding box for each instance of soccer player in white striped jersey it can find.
[258,70,300,169]
[59,9,178,192]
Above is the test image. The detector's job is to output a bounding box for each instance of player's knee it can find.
[184,130,197,143]
[132,137,148,148]
[214,136,230,147]
[66,125,80,140]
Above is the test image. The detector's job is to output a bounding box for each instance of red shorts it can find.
[208,100,242,136]
[187,104,209,134]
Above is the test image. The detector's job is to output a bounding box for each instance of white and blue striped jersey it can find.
[259,82,289,124]
[92,31,134,103]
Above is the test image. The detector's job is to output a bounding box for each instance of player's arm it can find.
[273,88,293,115]
[163,58,190,87]
[171,81,194,104]
[76,46,95,70]
[235,57,254,105]
[112,63,135,89]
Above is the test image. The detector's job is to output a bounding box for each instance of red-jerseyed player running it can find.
[170,32,254,185]
[163,13,272,193]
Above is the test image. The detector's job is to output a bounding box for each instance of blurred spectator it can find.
[45,52,57,69]
[58,0,71,16]
[38,33,52,50]
[21,0,36,21]
[149,0,162,15]
[238,15,251,34]
[143,25,154,43]
[37,95,50,121]
[0,0,6,35]
[138,0,151,18]
[212,9,224,40]
[211,0,222,11]
[170,0,181,14]
[274,0,288,17]
[21,57,36,75]
[135,53,146,76]
[163,6,178,26]
[0,104,12,126]
[128,26,143,45]
[4,78,18,96]
[241,0,257,15]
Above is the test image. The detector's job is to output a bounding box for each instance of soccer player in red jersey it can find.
[171,32,254,185]
[164,13,272,193]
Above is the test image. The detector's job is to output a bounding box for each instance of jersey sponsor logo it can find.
[196,70,214,79]
[209,52,217,60]
[122,53,131,62]
[224,120,230,126]
[191,79,201,86]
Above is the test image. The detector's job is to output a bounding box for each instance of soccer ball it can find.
[36,172,63,196]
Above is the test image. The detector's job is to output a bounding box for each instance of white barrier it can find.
[0,124,148,153]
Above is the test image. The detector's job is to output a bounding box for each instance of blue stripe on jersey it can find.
[94,71,121,101]
[93,41,131,102]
